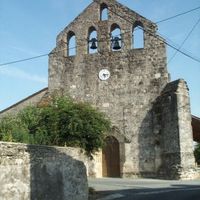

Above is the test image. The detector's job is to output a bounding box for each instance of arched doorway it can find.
[102,136,120,177]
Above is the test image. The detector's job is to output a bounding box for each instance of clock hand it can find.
[103,73,108,78]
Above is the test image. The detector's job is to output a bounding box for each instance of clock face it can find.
[99,69,110,81]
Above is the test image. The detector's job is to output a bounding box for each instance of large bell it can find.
[90,38,97,50]
[112,37,121,50]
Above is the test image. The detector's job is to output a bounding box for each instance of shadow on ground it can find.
[89,184,200,200]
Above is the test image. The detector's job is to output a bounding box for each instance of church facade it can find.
[0,0,198,179]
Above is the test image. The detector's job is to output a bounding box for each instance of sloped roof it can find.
[0,88,48,115]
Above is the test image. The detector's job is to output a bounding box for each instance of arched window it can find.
[88,26,98,54]
[110,23,122,51]
[100,3,108,21]
[67,31,76,56]
[132,21,144,49]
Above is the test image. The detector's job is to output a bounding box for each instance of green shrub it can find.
[194,143,200,165]
[0,96,111,156]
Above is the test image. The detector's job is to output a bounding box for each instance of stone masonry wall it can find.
[0,0,197,180]
[153,80,197,179]
[0,142,88,200]
[48,0,169,177]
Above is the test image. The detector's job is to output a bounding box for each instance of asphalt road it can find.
[88,178,200,200]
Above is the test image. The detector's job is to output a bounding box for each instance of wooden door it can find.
[102,136,120,177]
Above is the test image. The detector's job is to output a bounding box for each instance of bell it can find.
[112,37,121,50]
[90,38,97,50]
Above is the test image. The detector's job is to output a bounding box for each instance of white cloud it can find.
[0,67,47,84]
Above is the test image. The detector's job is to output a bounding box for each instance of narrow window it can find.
[88,27,98,54]
[132,22,144,49]
[100,3,108,21]
[67,31,76,56]
[110,24,122,51]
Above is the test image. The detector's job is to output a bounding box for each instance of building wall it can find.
[0,88,48,118]
[48,0,169,177]
[0,0,197,180]
[0,142,88,200]
[192,116,200,142]
[153,80,198,179]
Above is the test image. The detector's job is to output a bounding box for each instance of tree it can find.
[0,96,111,156]
[194,143,200,165]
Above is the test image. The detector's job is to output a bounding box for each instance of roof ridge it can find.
[0,87,48,114]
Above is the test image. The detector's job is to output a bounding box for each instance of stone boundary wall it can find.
[0,142,88,200]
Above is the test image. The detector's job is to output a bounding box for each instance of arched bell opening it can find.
[132,21,144,49]
[88,26,98,54]
[67,31,76,56]
[100,3,108,21]
[110,23,122,51]
[102,136,120,177]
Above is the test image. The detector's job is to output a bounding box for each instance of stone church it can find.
[0,0,199,179]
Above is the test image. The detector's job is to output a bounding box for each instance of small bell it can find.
[90,38,97,50]
[112,37,121,50]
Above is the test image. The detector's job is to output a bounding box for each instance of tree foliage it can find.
[0,96,111,156]
[194,143,200,165]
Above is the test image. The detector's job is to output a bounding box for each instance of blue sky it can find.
[0,0,200,117]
